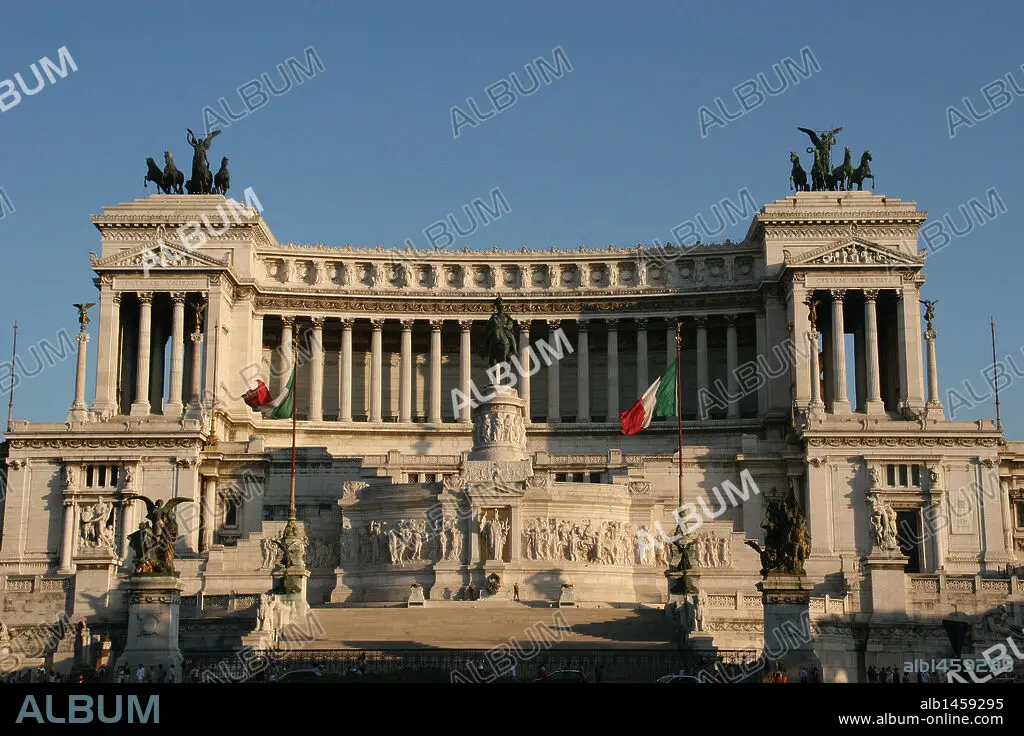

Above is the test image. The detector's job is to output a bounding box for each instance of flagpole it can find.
[289,329,298,523]
[991,317,1001,432]
[675,320,684,510]
[7,321,17,431]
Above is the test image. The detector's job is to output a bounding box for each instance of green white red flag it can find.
[620,360,677,435]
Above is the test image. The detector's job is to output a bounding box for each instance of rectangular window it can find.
[1016,503,1024,528]
[408,473,420,483]
[898,465,909,487]
[425,473,436,483]
[886,465,896,487]
[86,466,94,488]
[573,473,585,483]
[555,473,567,482]
[97,466,106,487]
[224,498,238,527]
[911,465,921,487]
[589,472,602,484]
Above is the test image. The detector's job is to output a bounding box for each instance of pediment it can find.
[90,234,229,270]
[784,238,925,267]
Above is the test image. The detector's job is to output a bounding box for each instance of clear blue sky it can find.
[2,1,1022,434]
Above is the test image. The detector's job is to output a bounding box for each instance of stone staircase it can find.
[291,601,676,650]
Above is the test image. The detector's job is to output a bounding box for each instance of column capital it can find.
[694,315,708,329]
[76,332,90,344]
[136,292,153,304]
[829,288,847,301]
[863,289,880,301]
[725,314,738,327]
[429,319,444,331]
[399,318,414,330]
[635,318,648,329]
[280,315,296,328]
[170,292,187,304]
[191,331,204,344]
[606,318,619,330]
[340,317,355,329]
[518,321,531,335]
[924,328,937,341]
[369,318,385,329]
[112,292,122,305]
[310,316,325,328]
[546,318,562,329]
[577,320,589,332]
[459,319,473,330]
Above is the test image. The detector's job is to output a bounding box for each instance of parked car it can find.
[535,669,587,682]
[656,674,701,683]
[275,668,323,682]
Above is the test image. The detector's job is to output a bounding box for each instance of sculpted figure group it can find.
[78,500,116,551]
[473,412,526,446]
[522,518,659,566]
[868,494,901,552]
[354,519,431,566]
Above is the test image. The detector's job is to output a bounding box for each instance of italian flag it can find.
[242,373,295,419]
[619,360,677,435]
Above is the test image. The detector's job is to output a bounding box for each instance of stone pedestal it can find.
[864,552,909,617]
[558,584,576,607]
[115,575,184,673]
[759,573,820,681]
[467,385,528,463]
[274,566,310,619]
[407,584,426,607]
[431,561,467,601]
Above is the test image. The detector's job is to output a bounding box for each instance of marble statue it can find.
[79,500,116,550]
[260,536,282,569]
[868,494,900,551]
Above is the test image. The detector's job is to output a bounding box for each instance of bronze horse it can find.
[831,146,853,191]
[849,151,875,191]
[789,152,808,192]
[144,158,164,192]
[162,152,184,194]
[213,156,230,195]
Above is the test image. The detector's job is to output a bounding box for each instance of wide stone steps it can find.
[288,602,676,650]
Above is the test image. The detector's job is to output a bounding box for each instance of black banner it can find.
[0,684,1019,730]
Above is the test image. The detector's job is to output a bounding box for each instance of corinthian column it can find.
[166,293,186,417]
[808,330,823,408]
[201,475,217,551]
[577,321,590,422]
[400,320,413,422]
[726,314,740,419]
[339,319,353,422]
[695,316,709,419]
[519,324,531,422]
[547,319,561,423]
[429,319,442,424]
[130,292,153,416]
[68,328,90,422]
[607,319,619,419]
[369,318,384,423]
[863,290,884,414]
[829,289,850,413]
[459,320,472,423]
[925,325,943,414]
[309,317,325,421]
[59,498,76,573]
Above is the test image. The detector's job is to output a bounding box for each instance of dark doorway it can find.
[897,510,922,573]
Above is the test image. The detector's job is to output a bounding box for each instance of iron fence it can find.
[180,647,763,683]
